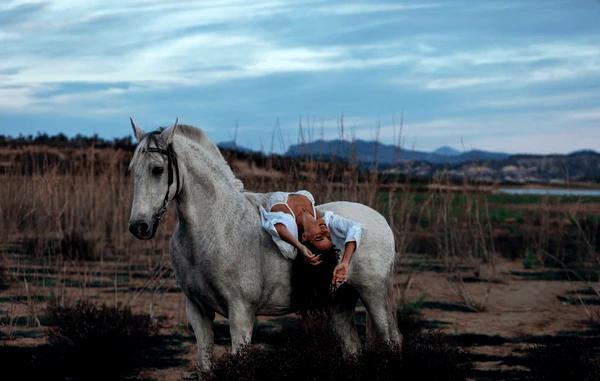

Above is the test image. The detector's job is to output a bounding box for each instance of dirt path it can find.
[400,256,598,379]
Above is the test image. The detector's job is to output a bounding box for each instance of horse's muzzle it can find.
[129,218,159,240]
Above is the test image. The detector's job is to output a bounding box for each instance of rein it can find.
[144,130,180,222]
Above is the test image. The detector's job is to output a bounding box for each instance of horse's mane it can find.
[177,124,244,192]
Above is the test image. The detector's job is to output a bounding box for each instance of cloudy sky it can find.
[1,0,599,153]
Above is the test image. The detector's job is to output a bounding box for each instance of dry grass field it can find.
[1,142,599,380]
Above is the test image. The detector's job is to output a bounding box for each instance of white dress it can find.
[260,190,362,260]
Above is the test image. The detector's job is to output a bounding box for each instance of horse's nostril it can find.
[139,222,150,235]
[129,220,151,238]
[129,222,137,236]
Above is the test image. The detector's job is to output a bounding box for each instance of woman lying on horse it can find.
[260,190,362,288]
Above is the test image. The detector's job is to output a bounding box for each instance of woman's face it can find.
[302,213,332,251]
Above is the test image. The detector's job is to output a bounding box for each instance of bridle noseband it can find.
[144,130,180,222]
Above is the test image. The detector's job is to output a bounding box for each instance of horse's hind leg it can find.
[332,286,361,356]
[186,298,215,371]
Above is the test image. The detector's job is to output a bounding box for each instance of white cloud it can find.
[473,90,600,109]
[315,3,440,15]
[470,90,600,109]
[0,86,36,109]
[374,107,600,153]
[566,108,600,121]
[420,75,509,90]
[3,0,599,102]
[392,41,600,91]
[0,1,45,12]
[470,130,600,154]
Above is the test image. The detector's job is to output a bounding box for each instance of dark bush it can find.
[397,299,428,337]
[0,264,9,290]
[40,300,159,379]
[55,232,97,260]
[46,300,157,346]
[205,322,471,381]
[21,232,97,260]
[206,327,344,381]
[402,331,472,381]
[525,338,600,381]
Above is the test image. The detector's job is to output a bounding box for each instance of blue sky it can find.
[1,0,599,154]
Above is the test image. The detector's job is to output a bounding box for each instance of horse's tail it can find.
[386,252,399,325]
[386,241,402,346]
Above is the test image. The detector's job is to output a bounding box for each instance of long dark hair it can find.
[291,242,340,319]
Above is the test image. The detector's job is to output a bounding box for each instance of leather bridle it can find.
[144,130,180,222]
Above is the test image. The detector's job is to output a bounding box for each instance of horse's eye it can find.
[152,166,164,176]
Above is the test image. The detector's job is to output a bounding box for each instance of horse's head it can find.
[128,118,180,240]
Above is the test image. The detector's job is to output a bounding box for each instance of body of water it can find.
[496,188,600,197]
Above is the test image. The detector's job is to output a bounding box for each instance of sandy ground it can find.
[399,255,598,378]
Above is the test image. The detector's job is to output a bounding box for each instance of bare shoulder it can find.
[288,194,314,213]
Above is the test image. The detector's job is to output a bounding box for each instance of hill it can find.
[386,150,600,184]
[1,134,598,184]
[286,139,509,165]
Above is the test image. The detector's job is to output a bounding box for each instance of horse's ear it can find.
[160,118,179,144]
[130,117,146,142]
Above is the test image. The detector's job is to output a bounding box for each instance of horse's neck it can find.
[174,140,259,247]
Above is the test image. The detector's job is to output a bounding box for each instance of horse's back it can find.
[242,191,271,208]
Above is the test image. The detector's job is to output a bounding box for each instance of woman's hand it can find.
[299,244,321,266]
[332,262,349,286]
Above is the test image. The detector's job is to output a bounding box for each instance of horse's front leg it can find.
[186,298,215,371]
[228,300,255,353]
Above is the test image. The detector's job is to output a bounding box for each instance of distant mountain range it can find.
[285,139,510,165]
[433,146,461,156]
[1,133,596,184]
[218,139,599,183]
[379,150,599,183]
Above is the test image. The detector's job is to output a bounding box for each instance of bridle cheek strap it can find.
[146,132,180,222]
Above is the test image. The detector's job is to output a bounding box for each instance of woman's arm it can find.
[274,223,322,265]
[341,241,357,264]
[332,241,356,286]
[324,212,362,286]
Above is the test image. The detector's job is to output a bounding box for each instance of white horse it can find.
[127,120,401,370]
